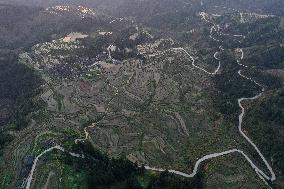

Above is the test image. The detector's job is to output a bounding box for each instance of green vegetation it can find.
[245,89,284,177]
[0,172,14,189]
[0,55,42,157]
[0,133,12,156]
[85,69,101,80]
[1,1,284,188]
[61,164,87,189]
[244,44,284,69]
[55,143,205,189]
[214,52,260,117]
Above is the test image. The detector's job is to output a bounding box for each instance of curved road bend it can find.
[146,13,276,187]
[237,49,276,181]
[173,47,221,75]
[25,145,83,189]
[145,47,275,186]
[26,11,276,189]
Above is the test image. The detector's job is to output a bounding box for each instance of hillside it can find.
[0,1,283,189]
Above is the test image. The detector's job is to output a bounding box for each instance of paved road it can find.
[25,10,276,189]
[145,149,271,180]
[237,50,276,182]
[25,145,83,189]
[145,11,276,188]
[173,47,221,75]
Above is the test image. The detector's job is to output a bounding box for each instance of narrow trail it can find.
[75,79,119,144]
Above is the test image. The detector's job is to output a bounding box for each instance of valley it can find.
[0,1,284,189]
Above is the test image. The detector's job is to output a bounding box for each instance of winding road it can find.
[173,47,221,75]
[25,145,83,189]
[25,9,276,189]
[237,50,276,181]
[144,149,270,180]
[144,45,275,186]
[145,10,276,188]
[25,78,120,189]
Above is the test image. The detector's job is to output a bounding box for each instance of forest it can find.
[60,142,205,189]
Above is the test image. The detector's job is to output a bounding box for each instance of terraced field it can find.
[0,1,284,189]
